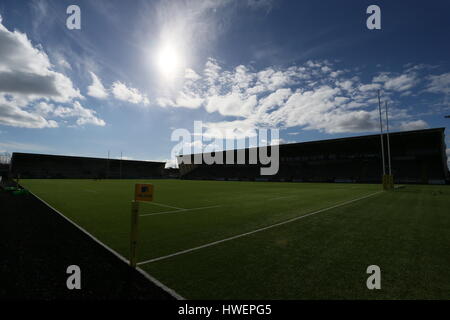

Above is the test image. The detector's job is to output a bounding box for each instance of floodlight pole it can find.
[107,150,110,179]
[120,151,123,179]
[385,101,392,175]
[377,90,386,175]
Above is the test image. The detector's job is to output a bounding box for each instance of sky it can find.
[0,0,449,167]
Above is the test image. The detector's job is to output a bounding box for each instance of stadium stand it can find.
[0,152,11,179]
[162,167,180,179]
[10,153,165,179]
[178,128,449,184]
[0,164,9,179]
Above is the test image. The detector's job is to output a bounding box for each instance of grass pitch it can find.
[21,179,450,299]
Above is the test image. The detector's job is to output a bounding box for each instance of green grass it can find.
[21,179,450,299]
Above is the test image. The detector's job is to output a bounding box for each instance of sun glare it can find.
[155,43,182,80]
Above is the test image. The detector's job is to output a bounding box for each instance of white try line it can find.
[141,205,222,217]
[27,189,184,300]
[137,190,383,266]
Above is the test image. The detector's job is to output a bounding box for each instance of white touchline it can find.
[141,201,185,210]
[26,189,184,300]
[140,205,222,217]
[137,190,383,266]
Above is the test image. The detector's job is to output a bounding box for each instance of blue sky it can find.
[0,0,449,166]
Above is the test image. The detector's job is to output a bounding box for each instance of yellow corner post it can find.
[129,183,154,268]
[382,174,394,190]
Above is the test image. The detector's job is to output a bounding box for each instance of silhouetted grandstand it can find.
[162,167,180,179]
[178,128,449,184]
[10,153,165,179]
[0,164,9,178]
[0,152,11,179]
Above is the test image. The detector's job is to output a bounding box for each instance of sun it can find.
[155,42,182,80]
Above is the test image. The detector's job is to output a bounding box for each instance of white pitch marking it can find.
[140,205,222,217]
[137,191,383,266]
[141,201,185,210]
[27,190,184,300]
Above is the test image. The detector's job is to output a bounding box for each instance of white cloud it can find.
[156,97,175,108]
[174,91,204,109]
[184,68,201,81]
[0,100,58,128]
[398,120,428,131]
[0,16,102,129]
[260,86,378,133]
[204,58,222,90]
[373,72,418,92]
[385,74,418,92]
[202,119,258,140]
[53,101,105,126]
[252,67,297,93]
[87,72,154,106]
[257,88,292,115]
[58,58,71,70]
[87,72,108,99]
[233,65,255,90]
[0,20,81,102]
[34,101,55,115]
[111,81,149,105]
[427,72,450,95]
[359,83,381,92]
[338,80,353,91]
[205,93,257,117]
[51,52,72,70]
[157,59,431,138]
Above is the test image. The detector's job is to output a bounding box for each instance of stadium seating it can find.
[10,153,165,179]
[180,128,449,184]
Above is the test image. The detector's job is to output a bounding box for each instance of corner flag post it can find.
[129,183,154,268]
[130,200,140,268]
